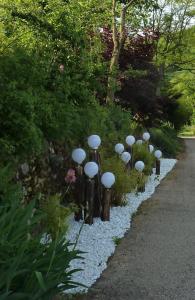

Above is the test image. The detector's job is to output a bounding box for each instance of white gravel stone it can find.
[65,159,177,294]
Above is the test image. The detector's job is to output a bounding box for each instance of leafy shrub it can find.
[40,194,75,239]
[132,143,155,175]
[0,50,44,161]
[101,155,140,206]
[150,125,182,157]
[0,168,82,299]
[169,98,193,130]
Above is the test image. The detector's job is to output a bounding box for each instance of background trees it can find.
[0,1,194,296]
[0,0,194,162]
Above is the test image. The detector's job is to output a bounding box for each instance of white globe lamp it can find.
[143,132,150,141]
[121,152,131,164]
[154,150,162,159]
[87,135,101,150]
[101,172,115,189]
[72,148,86,165]
[126,135,135,146]
[115,143,124,155]
[135,161,145,172]
[84,162,99,179]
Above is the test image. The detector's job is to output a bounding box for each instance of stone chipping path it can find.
[76,139,195,300]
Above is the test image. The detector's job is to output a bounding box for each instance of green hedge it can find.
[150,125,182,157]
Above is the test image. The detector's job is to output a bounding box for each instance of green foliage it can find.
[133,144,155,175]
[0,0,107,162]
[112,236,122,246]
[150,125,182,157]
[0,50,43,160]
[179,124,195,137]
[41,194,75,240]
[170,98,193,130]
[101,155,140,206]
[0,167,82,299]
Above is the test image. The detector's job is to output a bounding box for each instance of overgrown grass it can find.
[150,125,182,157]
[179,125,195,137]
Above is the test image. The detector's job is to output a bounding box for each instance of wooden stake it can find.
[156,159,160,175]
[84,179,95,225]
[126,145,132,172]
[74,165,85,221]
[101,188,112,221]
[89,150,102,218]
[137,172,145,193]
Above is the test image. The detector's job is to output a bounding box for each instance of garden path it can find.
[76,139,195,300]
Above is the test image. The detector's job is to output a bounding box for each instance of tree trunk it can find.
[156,63,165,97]
[106,0,119,103]
[106,1,133,104]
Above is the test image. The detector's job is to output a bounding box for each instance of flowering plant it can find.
[65,168,76,184]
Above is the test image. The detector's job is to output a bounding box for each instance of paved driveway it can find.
[76,139,195,300]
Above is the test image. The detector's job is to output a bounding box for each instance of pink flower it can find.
[59,64,64,73]
[65,169,76,184]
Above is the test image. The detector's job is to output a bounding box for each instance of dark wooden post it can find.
[74,165,85,221]
[101,188,112,221]
[89,150,102,218]
[156,159,160,175]
[137,172,145,193]
[84,178,95,225]
[126,145,133,171]
[138,184,145,193]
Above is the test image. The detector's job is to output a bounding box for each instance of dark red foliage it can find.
[100,26,171,126]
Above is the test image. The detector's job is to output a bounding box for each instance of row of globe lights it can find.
[72,135,115,224]
[72,133,162,225]
[115,133,162,173]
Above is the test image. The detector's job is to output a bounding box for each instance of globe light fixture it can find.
[135,161,145,193]
[87,135,101,150]
[121,152,131,164]
[101,172,115,189]
[101,172,115,222]
[154,150,162,159]
[154,150,162,175]
[84,162,99,179]
[143,132,150,141]
[149,144,154,153]
[135,161,145,172]
[71,148,86,221]
[115,143,124,155]
[88,136,102,219]
[84,161,99,225]
[126,135,135,146]
[72,148,86,165]
[136,139,143,145]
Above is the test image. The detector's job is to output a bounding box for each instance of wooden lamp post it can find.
[135,160,145,192]
[87,135,102,218]
[143,132,150,149]
[71,148,86,221]
[154,150,162,175]
[101,172,115,221]
[83,161,99,225]
[125,135,135,168]
[148,144,154,175]
[121,151,131,174]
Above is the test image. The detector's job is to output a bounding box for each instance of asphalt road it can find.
[76,139,195,300]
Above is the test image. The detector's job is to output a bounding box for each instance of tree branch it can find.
[112,0,118,45]
[125,0,134,10]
